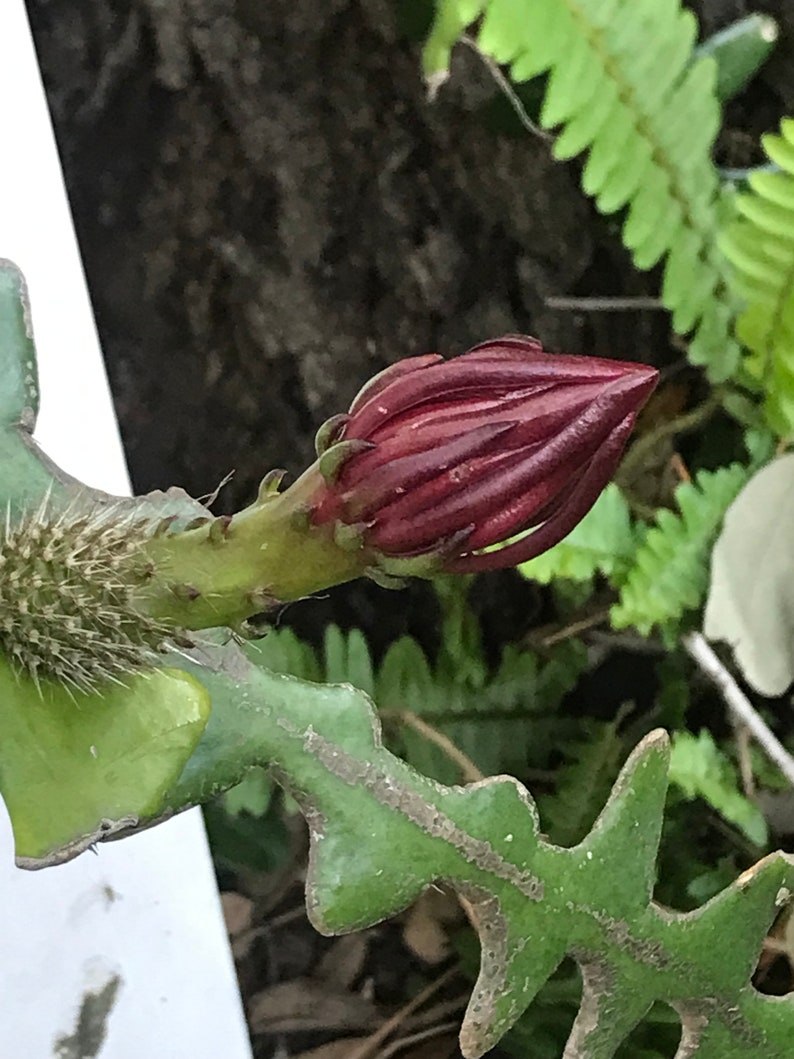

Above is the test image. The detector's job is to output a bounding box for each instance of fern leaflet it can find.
[538,718,626,847]
[248,624,586,781]
[611,464,748,634]
[424,0,743,380]
[669,729,768,846]
[721,116,794,434]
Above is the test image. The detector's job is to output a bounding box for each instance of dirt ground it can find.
[24,1,794,1054]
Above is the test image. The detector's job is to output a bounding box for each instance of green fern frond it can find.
[424,0,742,380]
[611,464,748,634]
[669,729,768,846]
[538,718,626,847]
[721,117,794,434]
[250,624,586,780]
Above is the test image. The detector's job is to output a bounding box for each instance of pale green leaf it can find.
[704,453,794,695]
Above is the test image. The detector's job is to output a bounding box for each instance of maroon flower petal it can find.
[445,415,636,572]
[347,354,443,417]
[465,461,589,549]
[344,421,518,521]
[346,353,644,440]
[366,372,647,539]
[350,380,610,456]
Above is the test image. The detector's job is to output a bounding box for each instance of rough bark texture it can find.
[23,0,794,647]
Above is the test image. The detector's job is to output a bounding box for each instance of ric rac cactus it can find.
[1,233,794,1059]
[7,2,794,1053]
[0,277,657,694]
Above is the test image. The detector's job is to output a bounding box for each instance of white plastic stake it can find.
[0,4,253,1057]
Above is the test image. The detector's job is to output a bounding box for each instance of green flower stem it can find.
[133,465,365,631]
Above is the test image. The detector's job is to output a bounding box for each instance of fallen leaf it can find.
[402,889,462,965]
[315,933,369,989]
[248,978,381,1035]
[221,891,254,937]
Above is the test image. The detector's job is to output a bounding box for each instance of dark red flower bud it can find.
[309,336,658,575]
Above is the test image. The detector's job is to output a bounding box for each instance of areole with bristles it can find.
[0,492,176,694]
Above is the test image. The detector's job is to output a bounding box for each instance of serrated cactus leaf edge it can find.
[166,641,794,1059]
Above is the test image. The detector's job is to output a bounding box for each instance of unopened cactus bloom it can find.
[309,336,658,575]
[0,334,657,689]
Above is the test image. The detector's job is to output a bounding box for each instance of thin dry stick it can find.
[347,964,462,1059]
[378,1020,461,1059]
[459,34,553,143]
[735,724,756,799]
[545,295,663,311]
[398,710,485,783]
[532,607,612,648]
[669,451,691,484]
[683,632,794,788]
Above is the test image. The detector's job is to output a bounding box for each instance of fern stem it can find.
[684,631,794,787]
[529,606,612,648]
[544,296,663,311]
[620,491,660,522]
[460,34,552,143]
[617,392,723,488]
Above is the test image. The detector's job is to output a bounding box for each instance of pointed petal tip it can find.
[601,362,659,413]
[628,365,660,411]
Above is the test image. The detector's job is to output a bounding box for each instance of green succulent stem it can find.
[134,465,366,631]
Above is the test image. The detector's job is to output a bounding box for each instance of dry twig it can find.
[347,964,462,1059]
[390,710,485,783]
[683,632,794,788]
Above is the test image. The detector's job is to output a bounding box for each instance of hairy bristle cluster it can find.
[0,499,173,694]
